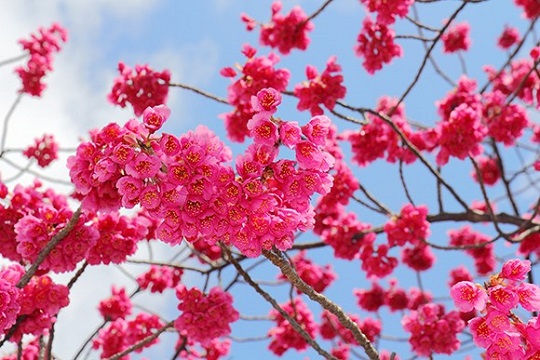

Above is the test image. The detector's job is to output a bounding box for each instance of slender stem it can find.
[0,54,27,67]
[0,93,23,155]
[306,0,334,22]
[168,82,229,104]
[264,250,380,360]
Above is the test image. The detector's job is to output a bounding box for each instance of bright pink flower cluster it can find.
[190,236,223,263]
[471,156,501,186]
[107,61,171,116]
[98,286,132,321]
[15,23,67,97]
[355,17,402,74]
[175,286,239,346]
[86,212,150,265]
[12,185,99,273]
[435,77,486,165]
[13,275,70,342]
[402,303,465,356]
[277,250,336,293]
[361,0,413,25]
[498,26,521,50]
[136,265,182,293]
[294,56,346,116]
[484,59,539,106]
[384,204,430,247]
[243,1,313,55]
[220,45,289,142]
[514,0,540,19]
[0,264,24,335]
[441,22,471,53]
[268,297,317,356]
[344,96,424,167]
[449,226,495,276]
[23,134,59,168]
[93,312,163,359]
[482,90,529,146]
[451,259,540,358]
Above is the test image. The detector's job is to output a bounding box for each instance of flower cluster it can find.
[268,297,317,356]
[384,204,430,247]
[498,26,521,50]
[175,338,231,360]
[220,45,289,142]
[107,61,171,116]
[242,1,314,55]
[277,250,336,293]
[484,58,539,106]
[174,286,239,345]
[355,280,432,313]
[451,259,540,358]
[136,265,182,293]
[514,0,540,19]
[320,309,381,344]
[23,134,59,168]
[344,96,421,167]
[482,90,529,146]
[294,56,346,116]
[355,16,402,74]
[0,263,24,335]
[471,156,501,186]
[12,275,70,342]
[97,286,132,321]
[402,303,465,356]
[449,226,495,275]
[15,23,67,96]
[361,0,414,25]
[93,312,163,359]
[441,22,471,53]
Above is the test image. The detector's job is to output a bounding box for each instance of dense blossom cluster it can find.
[294,56,346,116]
[471,156,501,186]
[355,17,402,74]
[268,297,317,356]
[449,226,496,276]
[451,259,540,358]
[136,265,182,293]
[242,1,313,55]
[174,286,239,345]
[441,22,471,53]
[402,303,465,356]
[497,26,521,49]
[15,23,67,96]
[220,45,289,142]
[23,134,59,168]
[0,264,24,335]
[360,0,413,25]
[98,286,132,321]
[93,312,163,359]
[107,61,171,117]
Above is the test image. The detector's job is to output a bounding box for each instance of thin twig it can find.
[168,82,229,104]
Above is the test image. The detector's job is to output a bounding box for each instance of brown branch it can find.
[17,207,82,288]
[168,82,229,104]
[264,250,380,360]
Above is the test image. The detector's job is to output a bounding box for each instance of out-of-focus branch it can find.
[169,82,229,104]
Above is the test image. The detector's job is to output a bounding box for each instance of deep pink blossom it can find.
[108,61,170,116]
[384,204,430,247]
[450,281,487,312]
[257,1,314,55]
[442,22,471,53]
[294,56,346,115]
[175,286,239,346]
[23,134,58,168]
[137,265,182,293]
[278,250,336,293]
[471,156,501,186]
[354,282,385,312]
[15,23,67,96]
[355,16,402,74]
[500,258,531,282]
[361,0,413,25]
[98,286,132,321]
[514,0,540,19]
[498,26,521,49]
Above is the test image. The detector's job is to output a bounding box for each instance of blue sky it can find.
[0,0,538,359]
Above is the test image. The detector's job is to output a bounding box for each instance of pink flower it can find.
[251,87,282,115]
[360,0,414,25]
[442,22,471,53]
[15,23,67,96]
[514,0,540,19]
[471,156,501,186]
[174,286,239,346]
[108,61,170,117]
[355,16,402,74]
[23,134,58,168]
[294,57,346,116]
[500,258,531,282]
[279,121,302,148]
[125,152,161,179]
[498,26,521,49]
[142,104,171,133]
[278,250,336,293]
[516,282,540,312]
[450,281,487,312]
[384,204,430,247]
[258,1,314,55]
[98,286,132,321]
[488,285,518,313]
